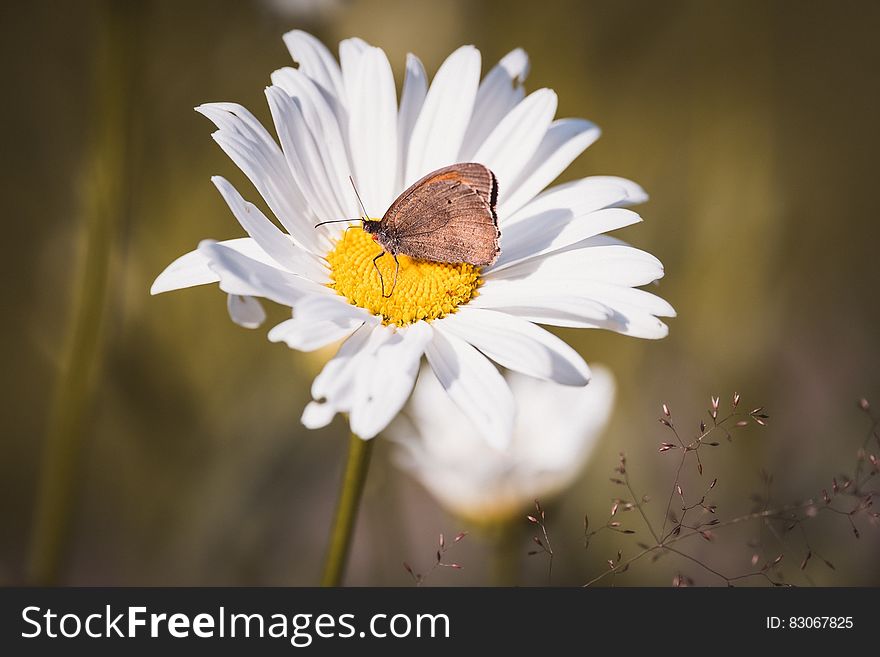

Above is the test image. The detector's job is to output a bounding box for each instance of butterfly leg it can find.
[372,251,387,297]
[389,254,400,298]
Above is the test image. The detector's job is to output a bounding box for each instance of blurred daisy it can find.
[390,366,616,523]
[151,31,674,446]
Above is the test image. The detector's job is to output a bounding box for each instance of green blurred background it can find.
[3,0,878,586]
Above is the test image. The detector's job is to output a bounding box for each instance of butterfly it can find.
[317,163,500,297]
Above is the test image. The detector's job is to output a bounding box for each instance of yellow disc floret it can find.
[326,226,481,326]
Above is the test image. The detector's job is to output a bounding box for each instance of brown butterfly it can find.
[316,163,500,297]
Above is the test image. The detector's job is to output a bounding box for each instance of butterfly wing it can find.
[382,163,500,266]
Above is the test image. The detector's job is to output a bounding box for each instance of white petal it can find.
[575,176,649,207]
[471,288,613,323]
[405,46,481,186]
[473,88,557,195]
[269,67,357,222]
[498,118,601,218]
[339,37,370,92]
[574,281,676,318]
[486,241,665,288]
[268,318,359,351]
[506,176,647,227]
[475,281,672,338]
[301,400,338,429]
[460,48,530,159]
[282,29,345,104]
[227,294,266,329]
[267,295,371,351]
[397,54,428,191]
[349,322,432,439]
[345,46,398,216]
[196,103,323,255]
[490,208,643,272]
[198,239,328,305]
[389,363,473,449]
[484,267,676,318]
[510,365,615,467]
[265,85,347,226]
[271,320,358,351]
[439,307,590,386]
[425,326,514,449]
[554,365,616,444]
[338,37,370,120]
[211,176,327,282]
[196,102,280,154]
[310,323,387,409]
[151,237,271,295]
[300,293,372,322]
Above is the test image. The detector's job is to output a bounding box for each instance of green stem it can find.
[26,1,136,585]
[489,519,521,586]
[321,433,375,586]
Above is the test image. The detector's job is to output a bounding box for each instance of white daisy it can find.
[389,365,616,523]
[151,31,674,447]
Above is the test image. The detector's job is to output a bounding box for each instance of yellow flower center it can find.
[326,226,481,326]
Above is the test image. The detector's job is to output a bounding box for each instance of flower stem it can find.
[26,0,136,585]
[489,520,521,586]
[321,432,374,586]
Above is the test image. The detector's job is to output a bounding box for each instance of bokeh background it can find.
[3,0,879,586]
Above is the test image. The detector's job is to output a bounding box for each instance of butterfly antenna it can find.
[314,218,361,228]
[349,176,370,220]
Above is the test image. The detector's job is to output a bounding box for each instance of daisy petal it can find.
[486,241,665,288]
[350,322,432,439]
[196,102,282,155]
[506,176,648,227]
[528,310,669,338]
[282,29,345,104]
[211,176,328,282]
[475,282,672,339]
[151,237,271,295]
[440,307,590,386]
[338,37,370,132]
[473,88,557,195]
[269,319,359,352]
[575,282,676,318]
[576,176,649,207]
[309,323,388,418]
[425,326,514,449]
[484,271,676,319]
[301,400,338,430]
[471,289,613,323]
[198,239,328,305]
[227,294,266,329]
[345,46,398,216]
[490,208,642,271]
[269,67,357,221]
[460,48,530,159]
[339,37,370,78]
[265,85,347,226]
[197,103,323,254]
[405,45,481,186]
[498,118,601,218]
[268,295,371,351]
[397,54,428,191]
